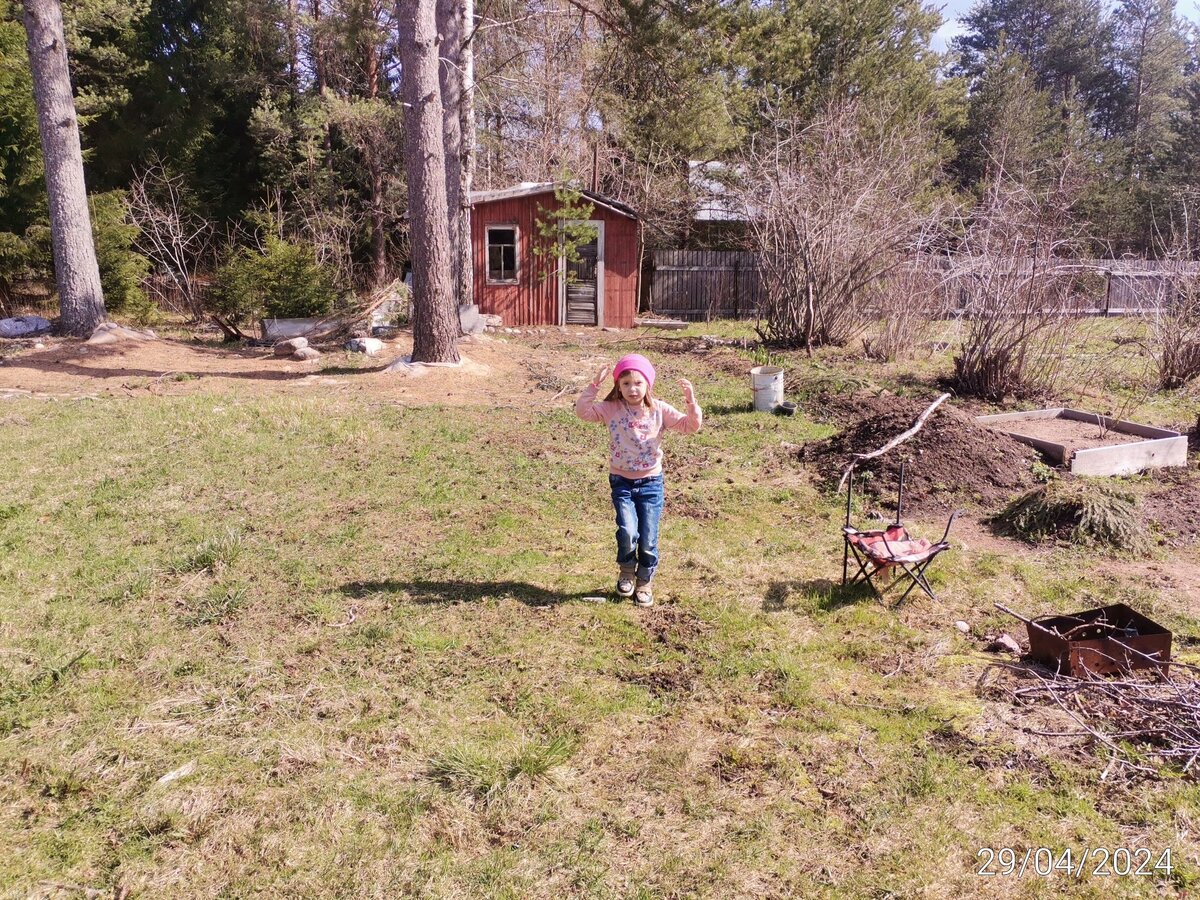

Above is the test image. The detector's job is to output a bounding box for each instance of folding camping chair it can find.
[841,462,960,606]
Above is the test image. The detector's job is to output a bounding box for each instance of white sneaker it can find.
[633,583,653,607]
[616,574,635,597]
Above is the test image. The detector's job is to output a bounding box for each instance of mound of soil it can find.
[799,393,1041,514]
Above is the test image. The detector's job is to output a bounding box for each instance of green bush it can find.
[208,237,335,328]
[89,191,154,324]
[12,192,156,324]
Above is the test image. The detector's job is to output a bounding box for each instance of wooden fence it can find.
[143,273,212,314]
[647,250,764,320]
[647,252,1200,321]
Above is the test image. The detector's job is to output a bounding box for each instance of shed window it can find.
[486,226,518,283]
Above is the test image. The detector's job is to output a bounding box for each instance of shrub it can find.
[991,479,1148,552]
[1141,198,1200,390]
[208,236,335,335]
[89,191,155,324]
[734,101,949,351]
[862,260,949,361]
[948,178,1086,400]
[15,192,156,323]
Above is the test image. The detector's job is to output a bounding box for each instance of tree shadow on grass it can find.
[340,579,605,608]
[317,364,390,376]
[763,578,874,613]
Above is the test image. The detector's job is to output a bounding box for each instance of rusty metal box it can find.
[1027,603,1172,676]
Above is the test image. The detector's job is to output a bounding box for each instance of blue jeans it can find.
[609,474,664,583]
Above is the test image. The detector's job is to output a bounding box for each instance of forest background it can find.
[2,0,1200,319]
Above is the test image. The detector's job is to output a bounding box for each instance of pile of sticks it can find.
[998,660,1200,779]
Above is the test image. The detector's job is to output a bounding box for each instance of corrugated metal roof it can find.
[469,183,639,220]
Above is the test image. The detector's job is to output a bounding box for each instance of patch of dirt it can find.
[666,496,720,520]
[0,330,581,408]
[795,388,887,428]
[612,606,714,698]
[645,336,756,380]
[797,394,1042,514]
[1000,415,1149,451]
[927,724,1056,781]
[640,604,713,647]
[616,664,697,698]
[1138,466,1200,546]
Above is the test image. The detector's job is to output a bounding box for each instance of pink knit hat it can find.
[612,353,656,390]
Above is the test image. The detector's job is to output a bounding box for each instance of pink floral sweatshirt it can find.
[575,384,703,478]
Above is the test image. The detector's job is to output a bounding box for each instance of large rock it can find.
[85,322,157,345]
[274,337,309,356]
[293,347,322,361]
[0,315,52,338]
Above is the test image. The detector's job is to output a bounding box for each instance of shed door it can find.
[560,220,604,326]
[565,239,598,325]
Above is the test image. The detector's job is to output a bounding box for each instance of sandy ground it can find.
[0,329,617,407]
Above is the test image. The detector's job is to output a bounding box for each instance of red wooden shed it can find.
[469,183,642,328]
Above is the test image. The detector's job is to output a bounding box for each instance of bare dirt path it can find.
[0,331,604,407]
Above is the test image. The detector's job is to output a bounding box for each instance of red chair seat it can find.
[845,527,938,564]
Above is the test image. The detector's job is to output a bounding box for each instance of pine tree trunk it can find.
[310,0,327,94]
[458,0,476,312]
[362,3,388,288]
[22,0,105,337]
[438,0,463,304]
[398,0,460,363]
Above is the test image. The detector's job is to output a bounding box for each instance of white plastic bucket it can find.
[750,365,784,412]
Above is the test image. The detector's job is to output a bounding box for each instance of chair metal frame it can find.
[841,462,960,606]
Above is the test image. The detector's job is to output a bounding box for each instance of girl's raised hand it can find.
[679,378,696,405]
[593,364,610,387]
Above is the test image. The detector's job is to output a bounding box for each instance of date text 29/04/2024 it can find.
[976,847,1173,878]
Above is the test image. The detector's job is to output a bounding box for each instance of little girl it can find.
[575,353,702,607]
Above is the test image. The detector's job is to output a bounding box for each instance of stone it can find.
[954,620,970,634]
[0,315,52,338]
[274,337,308,356]
[481,314,502,328]
[346,337,384,356]
[156,759,197,786]
[458,304,485,335]
[986,633,1023,655]
[85,322,157,345]
[293,347,322,361]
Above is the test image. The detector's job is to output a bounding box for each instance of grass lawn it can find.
[0,321,1197,898]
